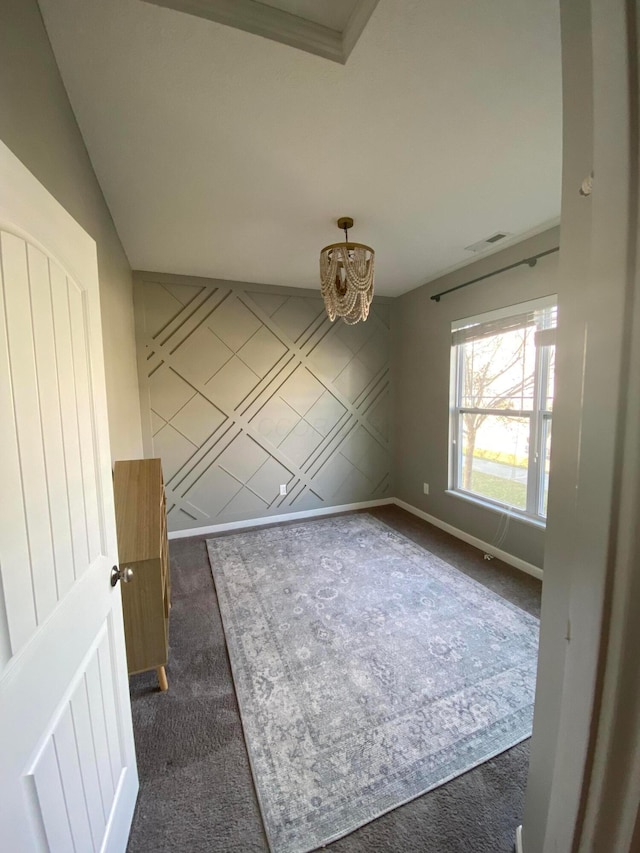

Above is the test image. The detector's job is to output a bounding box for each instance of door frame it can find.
[522,1,640,850]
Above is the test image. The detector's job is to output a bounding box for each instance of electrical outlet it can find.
[279,484,287,496]
[423,483,429,495]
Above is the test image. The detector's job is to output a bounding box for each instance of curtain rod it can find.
[430,246,560,302]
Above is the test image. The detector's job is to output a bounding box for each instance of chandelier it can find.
[319,217,375,325]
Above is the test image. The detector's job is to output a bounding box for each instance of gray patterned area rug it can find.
[206,514,539,853]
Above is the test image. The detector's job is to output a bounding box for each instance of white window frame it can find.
[449,295,557,524]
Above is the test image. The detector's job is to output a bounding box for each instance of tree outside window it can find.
[450,298,556,521]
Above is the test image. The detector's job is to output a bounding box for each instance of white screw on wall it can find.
[423,483,429,495]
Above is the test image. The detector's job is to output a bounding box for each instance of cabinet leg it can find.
[157,666,168,692]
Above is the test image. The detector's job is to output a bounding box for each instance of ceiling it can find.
[258,0,355,30]
[38,0,562,297]
[143,0,381,62]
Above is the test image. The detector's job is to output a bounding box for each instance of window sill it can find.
[445,489,547,530]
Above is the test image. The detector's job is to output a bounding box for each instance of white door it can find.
[0,141,138,851]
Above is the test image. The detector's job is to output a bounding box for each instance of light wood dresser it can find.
[113,458,170,691]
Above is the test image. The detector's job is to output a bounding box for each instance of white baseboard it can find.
[516,824,524,853]
[167,498,394,540]
[392,498,544,580]
[167,495,544,581]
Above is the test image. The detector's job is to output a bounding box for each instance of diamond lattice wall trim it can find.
[133,272,393,532]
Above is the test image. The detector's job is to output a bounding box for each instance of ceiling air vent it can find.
[464,232,511,253]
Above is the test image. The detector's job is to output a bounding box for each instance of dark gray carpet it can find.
[126,505,541,853]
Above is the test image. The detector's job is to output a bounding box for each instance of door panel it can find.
[27,624,126,852]
[68,277,104,562]
[0,140,138,851]
[0,230,49,648]
[50,259,91,580]
[28,245,76,601]
[0,228,110,653]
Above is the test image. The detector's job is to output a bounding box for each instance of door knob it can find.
[111,565,134,587]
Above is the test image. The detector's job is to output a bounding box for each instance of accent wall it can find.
[134,271,393,532]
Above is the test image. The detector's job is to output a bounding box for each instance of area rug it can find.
[206,514,539,853]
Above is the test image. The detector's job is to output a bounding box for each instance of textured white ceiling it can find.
[38,0,562,296]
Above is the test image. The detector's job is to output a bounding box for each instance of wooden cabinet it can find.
[113,458,170,691]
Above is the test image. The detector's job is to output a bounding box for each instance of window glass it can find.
[541,418,552,516]
[459,413,529,510]
[461,326,537,410]
[543,346,555,412]
[450,296,557,522]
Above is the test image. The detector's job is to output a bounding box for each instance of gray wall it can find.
[134,272,392,532]
[0,0,142,462]
[393,226,560,569]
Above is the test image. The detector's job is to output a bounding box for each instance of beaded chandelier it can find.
[319,217,375,325]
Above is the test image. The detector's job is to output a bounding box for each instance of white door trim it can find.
[522,1,640,850]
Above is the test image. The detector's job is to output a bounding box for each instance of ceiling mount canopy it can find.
[320,217,375,325]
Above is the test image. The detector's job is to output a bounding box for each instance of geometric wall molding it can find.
[133,271,393,532]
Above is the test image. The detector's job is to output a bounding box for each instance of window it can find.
[449,296,557,523]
